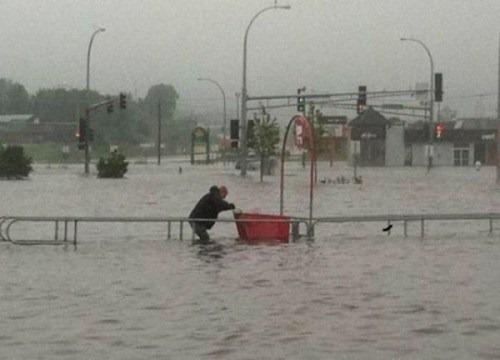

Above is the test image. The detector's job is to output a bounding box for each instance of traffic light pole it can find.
[83,98,118,173]
[84,108,90,174]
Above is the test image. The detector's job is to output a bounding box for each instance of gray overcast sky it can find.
[1,0,499,120]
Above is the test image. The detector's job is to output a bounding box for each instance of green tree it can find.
[0,78,30,114]
[143,84,178,119]
[32,88,149,144]
[32,87,99,123]
[96,151,128,178]
[141,84,180,153]
[249,113,280,182]
[0,145,33,179]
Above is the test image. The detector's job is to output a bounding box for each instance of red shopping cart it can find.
[234,211,290,243]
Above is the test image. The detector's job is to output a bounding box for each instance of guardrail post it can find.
[489,217,493,235]
[55,221,59,241]
[404,220,407,237]
[180,221,183,241]
[64,221,68,242]
[291,221,299,242]
[73,220,78,245]
[167,221,171,240]
[307,222,315,241]
[420,218,424,238]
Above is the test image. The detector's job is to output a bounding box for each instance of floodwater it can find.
[1,161,500,359]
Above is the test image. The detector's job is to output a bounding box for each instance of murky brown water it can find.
[1,162,500,359]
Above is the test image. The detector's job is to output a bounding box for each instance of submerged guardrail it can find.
[1,212,499,246]
[0,215,308,246]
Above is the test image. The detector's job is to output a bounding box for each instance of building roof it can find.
[348,107,391,127]
[0,114,35,123]
[455,117,499,130]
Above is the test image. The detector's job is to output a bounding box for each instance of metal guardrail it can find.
[314,212,500,238]
[0,216,308,246]
[1,212,499,246]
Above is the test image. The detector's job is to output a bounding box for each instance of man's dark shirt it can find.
[189,186,234,229]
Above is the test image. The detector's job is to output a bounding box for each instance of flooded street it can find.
[1,161,500,359]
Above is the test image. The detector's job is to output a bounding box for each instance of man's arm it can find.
[214,197,235,212]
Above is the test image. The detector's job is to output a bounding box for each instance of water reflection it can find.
[193,240,229,263]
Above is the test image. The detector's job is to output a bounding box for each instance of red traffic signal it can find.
[435,123,445,138]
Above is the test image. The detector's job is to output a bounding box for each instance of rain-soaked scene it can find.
[1,1,500,359]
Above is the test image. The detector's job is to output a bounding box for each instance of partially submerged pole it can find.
[280,115,316,239]
[158,100,161,165]
[497,34,500,185]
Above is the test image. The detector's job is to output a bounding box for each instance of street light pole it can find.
[401,37,434,171]
[240,4,291,176]
[497,34,500,185]
[85,27,105,174]
[197,78,227,164]
[235,92,240,120]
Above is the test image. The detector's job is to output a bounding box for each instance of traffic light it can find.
[297,88,306,113]
[77,118,87,149]
[435,123,445,139]
[297,96,305,112]
[107,102,114,114]
[434,73,443,102]
[230,119,239,148]
[357,85,367,114]
[119,92,127,109]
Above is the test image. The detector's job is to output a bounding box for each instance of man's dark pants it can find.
[190,222,210,243]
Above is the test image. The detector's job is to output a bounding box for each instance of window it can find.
[454,147,469,166]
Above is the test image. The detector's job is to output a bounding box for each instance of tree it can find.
[0,145,33,179]
[143,84,179,119]
[32,88,149,144]
[0,78,30,114]
[32,87,100,123]
[248,113,280,182]
[96,151,128,178]
[141,84,180,153]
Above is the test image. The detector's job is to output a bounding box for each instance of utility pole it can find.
[497,34,500,184]
[235,92,240,120]
[157,100,161,165]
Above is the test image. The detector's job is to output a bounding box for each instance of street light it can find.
[240,4,291,176]
[197,77,227,164]
[401,37,434,170]
[84,27,105,174]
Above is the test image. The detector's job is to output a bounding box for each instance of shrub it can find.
[0,145,33,179]
[96,151,128,178]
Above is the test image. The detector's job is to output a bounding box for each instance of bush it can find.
[0,145,33,179]
[96,151,128,178]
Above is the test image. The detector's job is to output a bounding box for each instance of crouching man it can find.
[189,185,235,244]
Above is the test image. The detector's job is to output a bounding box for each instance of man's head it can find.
[219,185,228,199]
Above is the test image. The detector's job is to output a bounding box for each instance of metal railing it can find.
[1,212,499,246]
[314,212,500,238]
[0,216,307,246]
